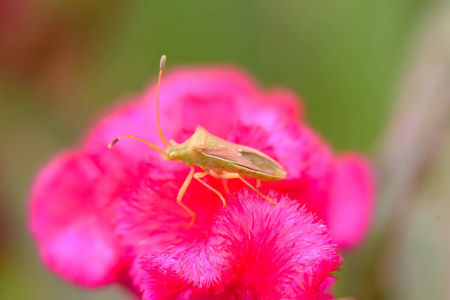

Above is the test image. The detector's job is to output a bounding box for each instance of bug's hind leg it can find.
[219,172,275,206]
[177,167,196,227]
[194,172,228,207]
[222,179,230,194]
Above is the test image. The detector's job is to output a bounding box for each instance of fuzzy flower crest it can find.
[135,193,341,299]
[29,65,374,299]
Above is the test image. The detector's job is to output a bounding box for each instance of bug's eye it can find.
[170,152,176,158]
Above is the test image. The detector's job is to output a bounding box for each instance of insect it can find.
[109,55,287,226]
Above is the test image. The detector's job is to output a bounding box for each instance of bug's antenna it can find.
[156,55,168,148]
[108,136,166,155]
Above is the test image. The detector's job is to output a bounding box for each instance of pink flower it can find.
[29,65,374,298]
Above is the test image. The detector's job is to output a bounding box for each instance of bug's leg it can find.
[222,179,230,194]
[219,173,275,206]
[256,179,261,190]
[194,172,228,207]
[177,167,196,227]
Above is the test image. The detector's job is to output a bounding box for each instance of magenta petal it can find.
[41,217,121,286]
[326,154,375,249]
[29,151,124,287]
[140,66,302,142]
[141,67,257,139]
[84,100,159,159]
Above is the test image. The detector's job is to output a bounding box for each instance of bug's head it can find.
[166,145,181,161]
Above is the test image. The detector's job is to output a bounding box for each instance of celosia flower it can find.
[29,65,374,298]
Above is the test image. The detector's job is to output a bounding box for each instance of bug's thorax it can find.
[165,126,208,164]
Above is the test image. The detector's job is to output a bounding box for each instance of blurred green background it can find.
[0,0,446,299]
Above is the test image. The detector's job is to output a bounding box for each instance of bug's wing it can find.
[202,147,258,170]
[239,151,280,174]
[202,146,280,175]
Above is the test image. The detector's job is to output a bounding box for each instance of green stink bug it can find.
[109,55,287,226]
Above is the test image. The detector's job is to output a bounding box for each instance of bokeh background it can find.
[1,1,449,299]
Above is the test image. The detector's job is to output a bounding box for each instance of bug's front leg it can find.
[177,167,196,227]
[194,171,228,208]
[219,172,275,206]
